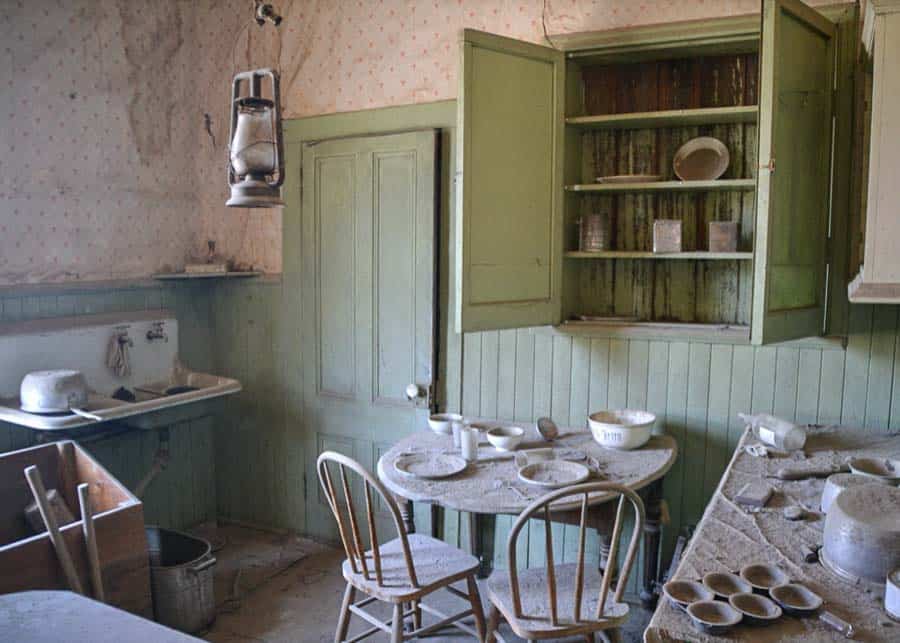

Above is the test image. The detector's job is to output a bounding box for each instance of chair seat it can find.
[487,563,630,640]
[342,533,479,602]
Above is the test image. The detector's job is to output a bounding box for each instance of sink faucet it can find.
[146,321,168,343]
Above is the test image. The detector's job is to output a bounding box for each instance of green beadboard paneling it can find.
[0,282,217,530]
[461,304,900,569]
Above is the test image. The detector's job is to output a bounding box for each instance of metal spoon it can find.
[536,417,559,442]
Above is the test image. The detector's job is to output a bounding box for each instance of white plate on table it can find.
[394,453,467,479]
[518,461,590,489]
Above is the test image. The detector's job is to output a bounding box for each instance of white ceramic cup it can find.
[460,426,479,462]
[451,419,465,447]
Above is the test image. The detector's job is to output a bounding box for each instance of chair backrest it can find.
[316,451,419,588]
[505,482,645,625]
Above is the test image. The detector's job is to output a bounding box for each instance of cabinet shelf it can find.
[566,105,759,129]
[566,179,756,193]
[565,251,752,260]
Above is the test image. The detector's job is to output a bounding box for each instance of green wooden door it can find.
[456,29,565,332]
[301,131,437,541]
[751,0,835,345]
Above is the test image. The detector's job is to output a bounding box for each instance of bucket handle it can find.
[189,556,217,574]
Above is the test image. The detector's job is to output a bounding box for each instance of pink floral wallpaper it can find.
[1,0,840,284]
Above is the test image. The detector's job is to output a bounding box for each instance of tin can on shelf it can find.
[578,213,611,252]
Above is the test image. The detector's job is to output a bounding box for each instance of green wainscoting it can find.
[0,281,217,529]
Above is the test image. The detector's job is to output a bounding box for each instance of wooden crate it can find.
[0,441,151,617]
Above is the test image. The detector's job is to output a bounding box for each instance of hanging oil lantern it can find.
[226,68,284,208]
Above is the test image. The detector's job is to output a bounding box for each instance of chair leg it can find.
[486,605,500,643]
[412,599,422,630]
[466,575,486,641]
[334,582,355,643]
[391,603,404,643]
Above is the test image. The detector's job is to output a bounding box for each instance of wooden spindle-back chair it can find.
[316,451,486,643]
[484,482,645,642]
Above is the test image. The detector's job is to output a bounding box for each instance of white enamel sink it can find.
[0,311,241,431]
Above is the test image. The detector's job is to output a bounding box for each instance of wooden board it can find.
[0,442,152,617]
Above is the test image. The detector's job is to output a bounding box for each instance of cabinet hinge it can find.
[303,475,308,501]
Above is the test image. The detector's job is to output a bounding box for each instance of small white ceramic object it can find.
[769,583,823,616]
[686,600,742,635]
[740,563,789,592]
[673,136,730,181]
[886,568,900,621]
[728,593,782,626]
[20,370,89,413]
[517,460,590,489]
[514,448,553,467]
[451,419,466,447]
[393,453,467,480]
[427,413,462,436]
[460,427,479,462]
[485,426,525,451]
[702,572,752,599]
[820,472,880,514]
[662,580,713,611]
[848,456,900,483]
[588,409,656,450]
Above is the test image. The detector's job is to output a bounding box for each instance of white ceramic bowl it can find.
[673,136,730,181]
[485,426,524,451]
[849,456,900,483]
[427,413,463,436]
[20,369,89,413]
[820,472,881,514]
[588,410,655,450]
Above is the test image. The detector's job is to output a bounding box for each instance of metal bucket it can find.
[146,526,216,633]
[578,213,611,251]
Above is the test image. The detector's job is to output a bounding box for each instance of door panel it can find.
[457,29,565,332]
[302,131,438,541]
[752,0,835,344]
[316,154,358,398]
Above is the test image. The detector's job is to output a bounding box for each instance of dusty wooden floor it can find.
[200,524,651,643]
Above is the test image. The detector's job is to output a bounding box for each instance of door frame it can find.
[281,101,461,531]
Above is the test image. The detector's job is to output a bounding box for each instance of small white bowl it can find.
[588,409,656,450]
[427,413,463,435]
[486,426,524,451]
[848,456,900,483]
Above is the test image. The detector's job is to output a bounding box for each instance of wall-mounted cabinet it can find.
[455,0,845,345]
[848,0,900,303]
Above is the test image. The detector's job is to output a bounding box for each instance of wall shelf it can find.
[565,251,752,260]
[565,105,759,129]
[565,179,756,193]
[152,271,262,281]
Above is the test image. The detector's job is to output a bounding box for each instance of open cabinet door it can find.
[751,0,835,345]
[456,29,565,332]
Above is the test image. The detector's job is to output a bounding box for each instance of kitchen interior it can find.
[1,0,900,642]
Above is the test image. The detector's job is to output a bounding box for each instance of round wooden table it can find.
[377,422,677,606]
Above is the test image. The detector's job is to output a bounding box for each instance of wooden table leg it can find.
[640,479,664,608]
[469,513,496,578]
[430,504,444,539]
[398,498,415,535]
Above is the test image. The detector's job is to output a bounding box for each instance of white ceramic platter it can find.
[394,453,467,480]
[518,460,590,489]
[595,174,663,184]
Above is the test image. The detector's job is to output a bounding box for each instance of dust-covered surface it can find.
[646,426,900,642]
[377,422,677,515]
